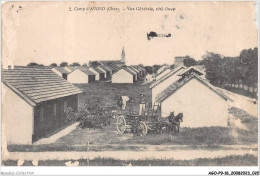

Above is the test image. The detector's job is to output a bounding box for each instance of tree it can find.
[202,52,224,85]
[238,47,258,93]
[70,62,81,67]
[144,66,153,74]
[82,63,88,67]
[60,62,68,67]
[49,63,57,67]
[152,65,161,73]
[27,62,39,67]
[183,56,197,67]
[89,61,101,67]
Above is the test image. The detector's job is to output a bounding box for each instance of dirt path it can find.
[218,88,258,117]
[2,147,257,161]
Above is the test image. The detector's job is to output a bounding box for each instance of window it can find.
[54,103,57,116]
[40,107,44,122]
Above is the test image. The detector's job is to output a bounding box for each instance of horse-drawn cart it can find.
[115,104,183,136]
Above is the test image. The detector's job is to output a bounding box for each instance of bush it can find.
[65,98,115,129]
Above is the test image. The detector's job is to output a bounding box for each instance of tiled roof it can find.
[53,67,70,74]
[155,73,228,103]
[2,67,82,106]
[150,66,186,88]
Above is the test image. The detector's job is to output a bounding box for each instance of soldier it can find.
[139,93,146,115]
[121,94,129,110]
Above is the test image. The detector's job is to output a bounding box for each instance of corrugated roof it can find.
[100,60,124,65]
[138,66,146,71]
[77,67,96,75]
[2,67,82,106]
[112,67,135,76]
[155,73,228,103]
[66,66,77,72]
[99,65,112,72]
[133,66,141,71]
[178,66,204,76]
[155,68,171,77]
[90,67,105,74]
[124,67,136,75]
[128,67,138,74]
[130,66,140,73]
[125,67,137,75]
[150,66,186,89]
[53,67,70,74]
[105,64,120,72]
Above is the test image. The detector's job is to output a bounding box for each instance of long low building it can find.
[52,66,96,83]
[111,67,136,83]
[150,66,186,104]
[155,66,229,128]
[2,66,82,144]
[67,67,96,84]
[155,68,172,80]
[89,67,105,80]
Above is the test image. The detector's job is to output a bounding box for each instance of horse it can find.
[165,112,183,133]
[172,113,183,132]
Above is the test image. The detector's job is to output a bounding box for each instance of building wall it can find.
[112,69,133,83]
[51,68,62,77]
[100,73,105,80]
[98,67,107,78]
[106,71,111,78]
[2,83,34,144]
[152,68,185,104]
[89,68,100,80]
[88,75,96,83]
[67,69,89,84]
[161,78,228,127]
[156,69,171,81]
[33,94,79,142]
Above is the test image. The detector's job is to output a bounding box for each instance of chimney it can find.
[7,65,14,70]
[174,57,185,68]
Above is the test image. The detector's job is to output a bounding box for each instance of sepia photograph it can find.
[0,0,258,174]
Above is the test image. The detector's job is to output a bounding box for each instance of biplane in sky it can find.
[147,31,171,40]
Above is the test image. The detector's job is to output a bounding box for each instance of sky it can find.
[2,1,258,67]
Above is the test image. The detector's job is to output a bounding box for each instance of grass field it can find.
[2,154,257,166]
[7,81,258,153]
[77,80,151,112]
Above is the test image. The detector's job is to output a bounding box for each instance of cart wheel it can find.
[117,115,126,134]
[138,121,148,136]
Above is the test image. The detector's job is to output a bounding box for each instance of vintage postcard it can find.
[0,0,258,174]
